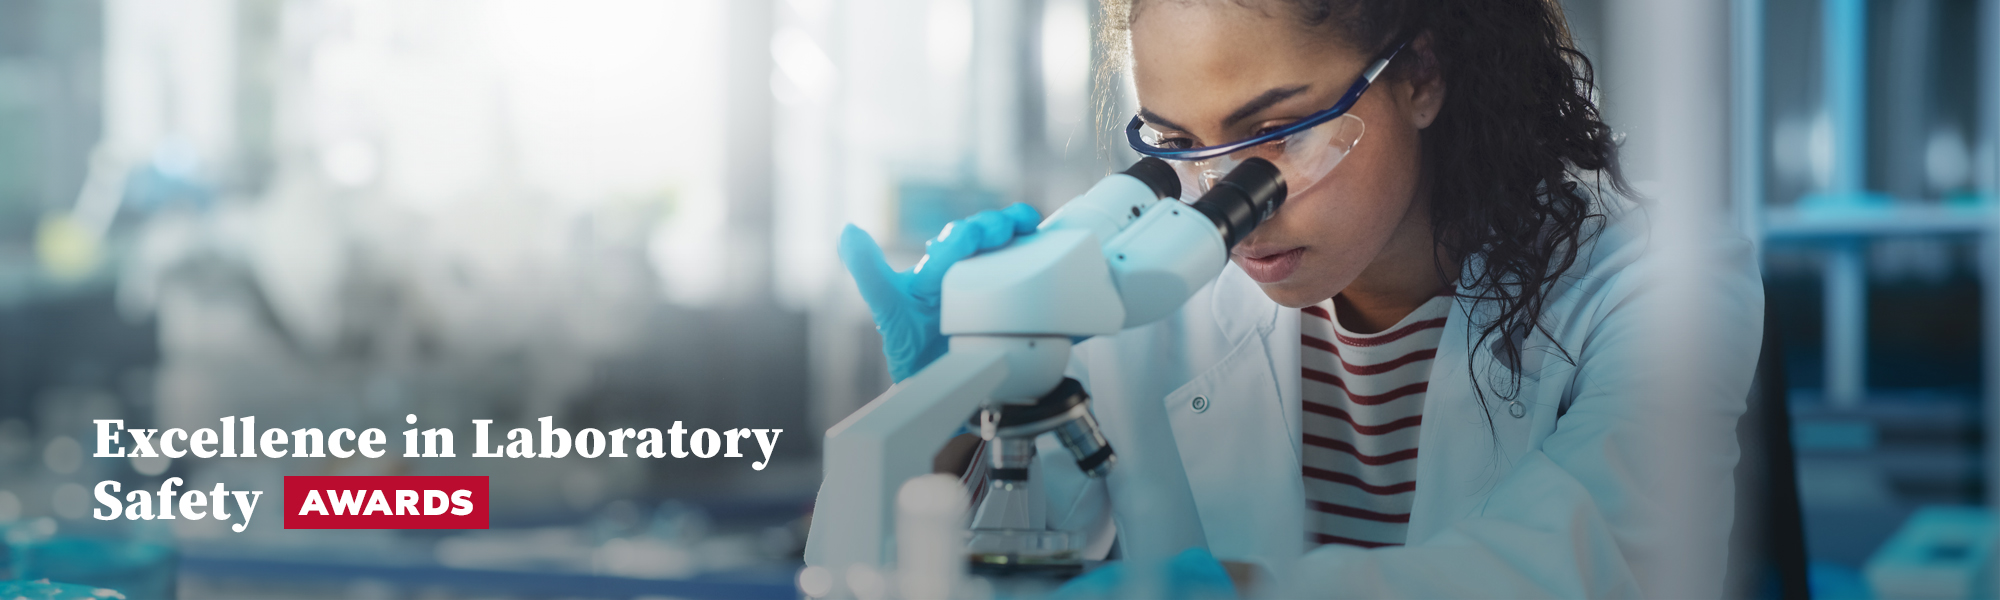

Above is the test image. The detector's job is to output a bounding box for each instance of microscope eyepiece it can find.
[1188,157,1288,249]
[1122,157,1181,201]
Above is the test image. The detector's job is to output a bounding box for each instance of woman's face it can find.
[1129,2,1443,308]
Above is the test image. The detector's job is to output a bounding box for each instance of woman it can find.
[837,0,1763,596]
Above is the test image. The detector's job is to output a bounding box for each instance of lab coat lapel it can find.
[1407,298,1479,543]
[1159,264,1307,568]
[1406,294,1550,544]
[1205,264,1304,461]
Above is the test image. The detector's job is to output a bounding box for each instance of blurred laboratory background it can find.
[0,0,1991,598]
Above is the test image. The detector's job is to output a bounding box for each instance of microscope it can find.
[804,157,1287,597]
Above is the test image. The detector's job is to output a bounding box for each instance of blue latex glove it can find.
[1053,547,1239,600]
[839,203,1042,382]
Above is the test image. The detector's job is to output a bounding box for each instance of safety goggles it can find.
[1126,40,1408,198]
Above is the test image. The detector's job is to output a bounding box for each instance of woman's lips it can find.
[1233,247,1305,284]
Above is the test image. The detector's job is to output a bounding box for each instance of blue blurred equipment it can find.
[7,536,173,600]
[1863,506,1995,599]
[0,579,127,600]
[838,203,1041,382]
[1052,547,1237,600]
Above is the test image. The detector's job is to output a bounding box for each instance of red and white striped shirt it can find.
[1300,294,1452,549]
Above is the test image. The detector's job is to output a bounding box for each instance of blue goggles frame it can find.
[1126,39,1410,162]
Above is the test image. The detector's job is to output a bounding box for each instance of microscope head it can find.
[1101,157,1290,328]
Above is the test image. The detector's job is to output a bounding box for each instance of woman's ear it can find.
[1404,32,1446,130]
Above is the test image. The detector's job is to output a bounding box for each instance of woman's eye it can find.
[1253,125,1289,138]
[1156,135,1196,149]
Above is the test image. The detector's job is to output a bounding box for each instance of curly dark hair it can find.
[1098,0,1624,412]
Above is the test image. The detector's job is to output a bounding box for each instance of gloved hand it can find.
[839,203,1042,382]
[1052,547,1239,600]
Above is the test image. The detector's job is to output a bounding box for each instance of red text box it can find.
[284,475,488,529]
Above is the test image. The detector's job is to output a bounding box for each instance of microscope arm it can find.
[803,345,1013,574]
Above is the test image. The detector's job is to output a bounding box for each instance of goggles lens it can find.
[1137,113,1366,200]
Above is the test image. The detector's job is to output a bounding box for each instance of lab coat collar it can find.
[1206,262,1281,344]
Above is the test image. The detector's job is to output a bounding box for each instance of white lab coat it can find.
[1033,198,1764,598]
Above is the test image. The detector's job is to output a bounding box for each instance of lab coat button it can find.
[1507,401,1525,418]
[1191,396,1209,413]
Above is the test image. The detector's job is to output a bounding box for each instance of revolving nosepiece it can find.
[988,378,1116,478]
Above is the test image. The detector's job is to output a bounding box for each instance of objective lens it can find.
[1053,413,1116,478]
